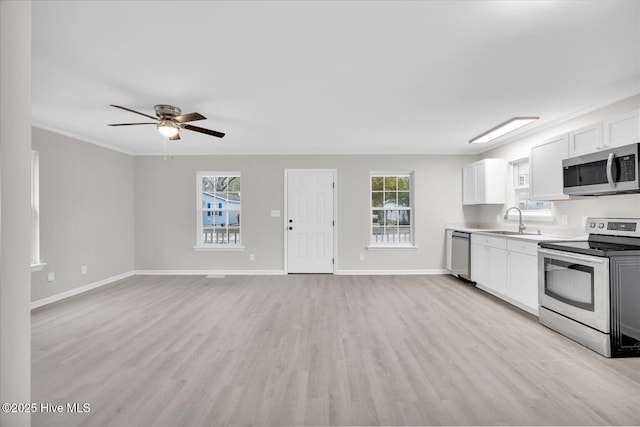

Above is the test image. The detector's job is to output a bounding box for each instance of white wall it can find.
[31,127,135,302]
[134,154,475,273]
[0,1,32,425]
[477,94,640,229]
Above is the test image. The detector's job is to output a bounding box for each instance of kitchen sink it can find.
[482,230,540,236]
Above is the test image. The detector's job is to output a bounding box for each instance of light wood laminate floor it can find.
[32,274,640,426]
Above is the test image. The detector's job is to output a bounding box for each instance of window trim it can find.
[194,171,244,250]
[368,171,416,249]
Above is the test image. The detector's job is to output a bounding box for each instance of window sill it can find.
[193,245,245,252]
[367,245,419,251]
[31,262,47,272]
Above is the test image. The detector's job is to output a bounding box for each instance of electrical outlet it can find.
[47,272,55,282]
[561,215,568,225]
[81,265,87,274]
[249,254,255,261]
[359,253,365,261]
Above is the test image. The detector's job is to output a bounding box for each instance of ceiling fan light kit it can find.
[157,119,179,138]
[107,104,225,140]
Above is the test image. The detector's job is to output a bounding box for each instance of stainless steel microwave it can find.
[563,143,640,196]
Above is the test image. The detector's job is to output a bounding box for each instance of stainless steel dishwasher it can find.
[451,231,471,281]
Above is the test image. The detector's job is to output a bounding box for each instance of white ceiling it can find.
[32,1,640,156]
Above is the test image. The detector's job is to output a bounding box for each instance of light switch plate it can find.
[271,210,281,217]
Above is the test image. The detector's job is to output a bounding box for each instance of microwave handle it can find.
[606,152,617,188]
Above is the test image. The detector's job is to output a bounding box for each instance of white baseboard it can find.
[134,269,287,276]
[31,270,135,310]
[335,269,448,275]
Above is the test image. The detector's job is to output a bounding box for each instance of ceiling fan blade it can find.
[181,124,225,138]
[110,104,158,121]
[173,112,206,123]
[169,133,181,141]
[107,122,158,126]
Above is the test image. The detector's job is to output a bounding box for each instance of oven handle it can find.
[537,248,606,265]
[606,152,616,188]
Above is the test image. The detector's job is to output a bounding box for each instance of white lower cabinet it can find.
[506,240,539,313]
[471,234,507,295]
[470,241,487,284]
[488,247,508,295]
[471,233,539,315]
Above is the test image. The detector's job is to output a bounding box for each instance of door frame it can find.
[283,168,337,274]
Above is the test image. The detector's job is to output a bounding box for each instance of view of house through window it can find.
[197,172,241,246]
[511,159,551,213]
[371,173,413,245]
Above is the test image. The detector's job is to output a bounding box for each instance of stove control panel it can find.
[586,217,640,237]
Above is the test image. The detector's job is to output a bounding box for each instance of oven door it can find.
[538,248,610,333]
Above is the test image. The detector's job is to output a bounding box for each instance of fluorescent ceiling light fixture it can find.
[157,120,179,138]
[469,116,540,144]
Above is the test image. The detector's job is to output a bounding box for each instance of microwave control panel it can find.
[618,154,637,182]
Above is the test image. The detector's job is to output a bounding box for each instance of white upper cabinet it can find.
[462,159,506,205]
[567,109,640,158]
[568,123,603,157]
[604,109,640,148]
[530,134,569,201]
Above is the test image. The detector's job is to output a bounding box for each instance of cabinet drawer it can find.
[507,239,538,256]
[471,234,507,249]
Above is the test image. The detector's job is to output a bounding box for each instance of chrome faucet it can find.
[504,206,526,234]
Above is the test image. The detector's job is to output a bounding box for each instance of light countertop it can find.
[446,225,585,242]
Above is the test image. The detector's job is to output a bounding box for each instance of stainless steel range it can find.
[538,217,640,357]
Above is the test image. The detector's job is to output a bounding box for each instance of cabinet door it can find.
[462,164,476,205]
[508,251,538,312]
[483,159,506,204]
[530,134,569,201]
[462,160,505,205]
[604,109,640,148]
[487,247,508,295]
[569,123,603,157]
[470,243,487,285]
[474,162,486,203]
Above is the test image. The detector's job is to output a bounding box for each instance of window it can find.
[370,172,414,246]
[510,159,551,215]
[31,150,43,268]
[196,172,242,248]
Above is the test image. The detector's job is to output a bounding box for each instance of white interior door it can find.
[286,170,335,273]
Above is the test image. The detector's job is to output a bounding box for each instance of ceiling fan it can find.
[107,104,225,140]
